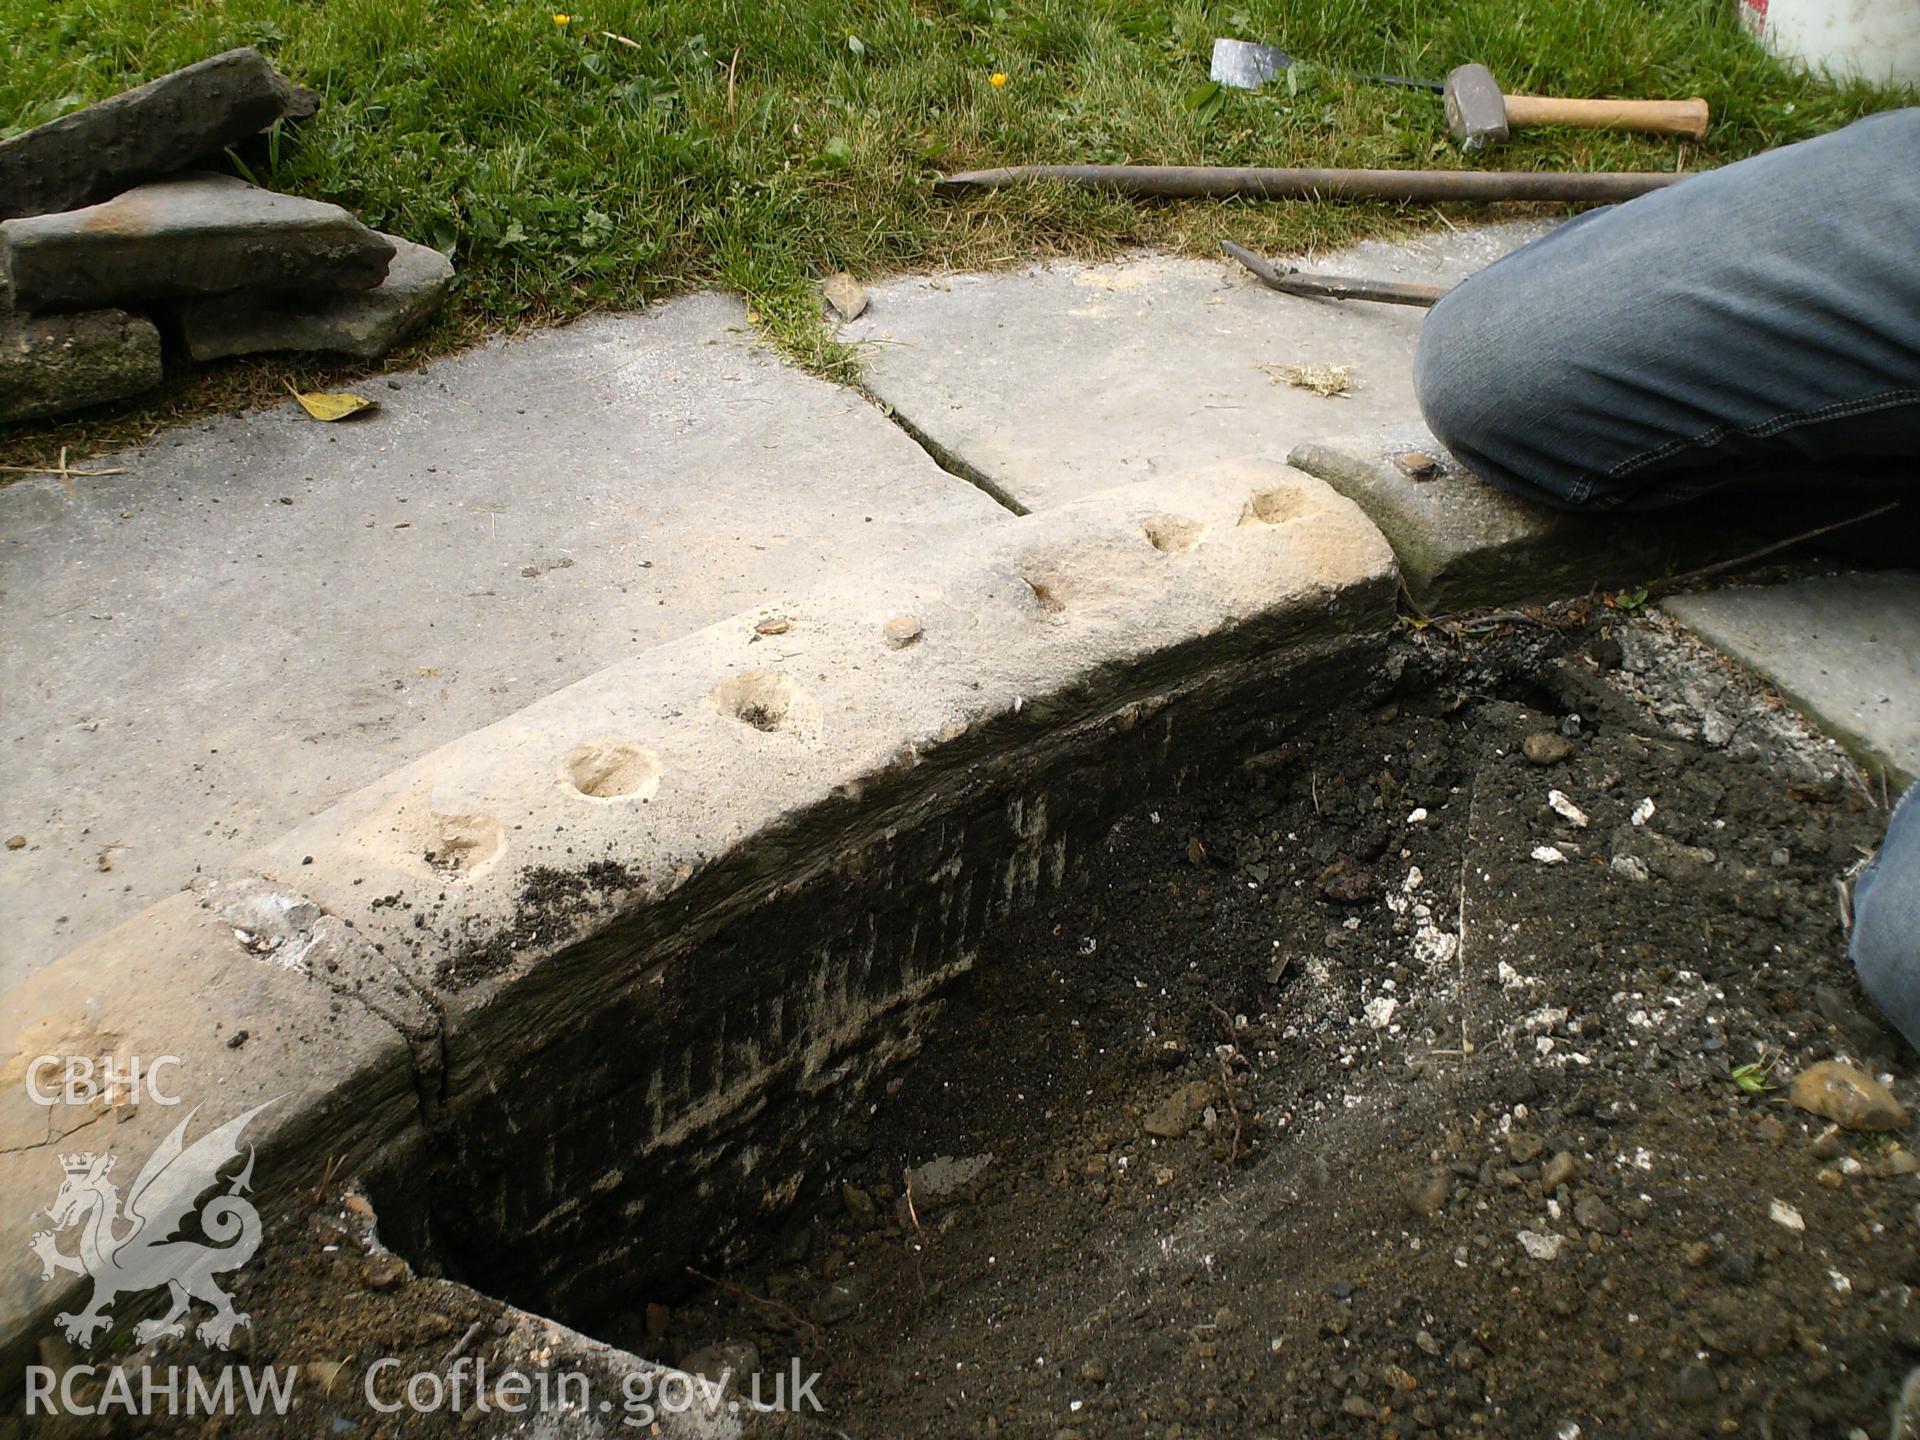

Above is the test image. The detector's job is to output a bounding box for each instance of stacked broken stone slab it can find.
[0,48,454,424]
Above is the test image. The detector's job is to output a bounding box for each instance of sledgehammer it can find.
[1444,63,1710,151]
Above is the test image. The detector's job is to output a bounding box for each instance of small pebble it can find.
[821,271,870,321]
[1404,1168,1452,1216]
[1518,1229,1565,1261]
[1768,1198,1806,1232]
[1674,1363,1718,1407]
[1611,854,1651,883]
[1789,1059,1909,1132]
[882,615,924,649]
[1541,1151,1582,1189]
[1573,1195,1620,1235]
[1507,1132,1546,1165]
[1523,732,1575,766]
[1546,790,1590,828]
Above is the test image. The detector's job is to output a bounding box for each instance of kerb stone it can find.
[1289,429,1745,614]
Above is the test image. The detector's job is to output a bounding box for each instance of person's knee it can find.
[1411,284,1488,465]
[1412,275,1539,492]
[1413,251,1631,511]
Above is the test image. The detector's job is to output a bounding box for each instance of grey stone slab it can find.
[0,48,317,223]
[1287,427,1741,613]
[0,306,162,422]
[1663,572,1920,785]
[168,232,455,360]
[0,293,1006,987]
[843,223,1550,514]
[0,173,393,312]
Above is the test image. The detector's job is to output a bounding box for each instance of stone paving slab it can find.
[0,293,1006,988]
[843,223,1550,514]
[1663,572,1920,786]
[1286,427,1744,613]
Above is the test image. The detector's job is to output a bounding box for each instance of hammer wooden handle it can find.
[1502,94,1710,139]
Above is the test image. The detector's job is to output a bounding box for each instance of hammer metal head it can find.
[1444,63,1508,150]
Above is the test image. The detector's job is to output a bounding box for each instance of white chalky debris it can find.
[1631,797,1656,826]
[1364,996,1398,1030]
[1518,1229,1564,1261]
[1532,845,1568,865]
[1611,855,1651,883]
[1547,790,1590,827]
[1769,1199,1806,1232]
[1828,1268,1852,1295]
[1407,807,1428,823]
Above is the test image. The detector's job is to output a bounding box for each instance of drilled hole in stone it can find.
[1141,514,1207,553]
[424,812,506,878]
[708,670,821,741]
[1239,484,1317,526]
[562,739,662,801]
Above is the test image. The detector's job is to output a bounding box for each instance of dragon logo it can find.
[28,1099,280,1349]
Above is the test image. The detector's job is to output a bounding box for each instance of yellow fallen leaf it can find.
[286,381,379,422]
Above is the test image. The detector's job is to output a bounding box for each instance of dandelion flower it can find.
[989,72,1008,88]
[552,13,571,24]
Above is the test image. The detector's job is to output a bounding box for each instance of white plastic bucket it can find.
[1737,0,1920,88]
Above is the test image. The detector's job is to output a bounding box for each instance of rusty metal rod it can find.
[1222,240,1451,307]
[934,164,1683,204]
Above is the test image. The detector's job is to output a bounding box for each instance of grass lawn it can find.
[0,0,1908,462]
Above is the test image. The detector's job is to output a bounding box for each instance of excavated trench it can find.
[361,632,1383,1323]
[356,616,1915,1439]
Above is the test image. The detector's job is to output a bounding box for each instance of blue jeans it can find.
[1412,112,1920,1047]
[1854,786,1920,1052]
[1413,108,1920,511]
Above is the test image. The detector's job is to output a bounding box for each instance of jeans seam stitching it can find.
[1605,388,1920,481]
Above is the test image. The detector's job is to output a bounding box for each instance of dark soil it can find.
[643,613,1919,1439]
[32,608,1918,1440]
